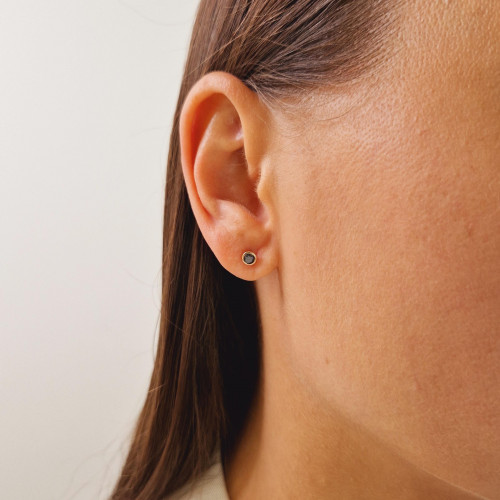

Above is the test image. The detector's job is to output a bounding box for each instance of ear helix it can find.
[241,251,257,266]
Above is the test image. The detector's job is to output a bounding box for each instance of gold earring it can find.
[242,251,257,265]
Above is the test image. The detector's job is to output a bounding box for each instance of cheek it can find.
[272,93,500,488]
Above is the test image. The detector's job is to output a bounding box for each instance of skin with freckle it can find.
[249,0,500,497]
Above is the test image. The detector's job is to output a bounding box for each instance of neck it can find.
[222,274,485,500]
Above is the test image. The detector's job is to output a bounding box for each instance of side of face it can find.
[268,0,499,496]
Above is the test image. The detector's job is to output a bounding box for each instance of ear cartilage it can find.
[242,251,257,265]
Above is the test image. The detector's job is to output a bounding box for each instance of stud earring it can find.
[242,251,257,265]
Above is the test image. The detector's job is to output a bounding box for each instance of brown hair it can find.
[110,1,400,498]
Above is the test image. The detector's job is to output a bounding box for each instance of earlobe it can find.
[179,71,277,280]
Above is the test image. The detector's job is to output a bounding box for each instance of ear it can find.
[179,71,278,281]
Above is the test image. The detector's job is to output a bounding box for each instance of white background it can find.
[0,1,199,498]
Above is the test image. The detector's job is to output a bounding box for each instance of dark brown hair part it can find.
[110,1,402,498]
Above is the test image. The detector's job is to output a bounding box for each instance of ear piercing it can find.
[242,251,257,265]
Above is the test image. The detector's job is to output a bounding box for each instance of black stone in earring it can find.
[242,251,257,265]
